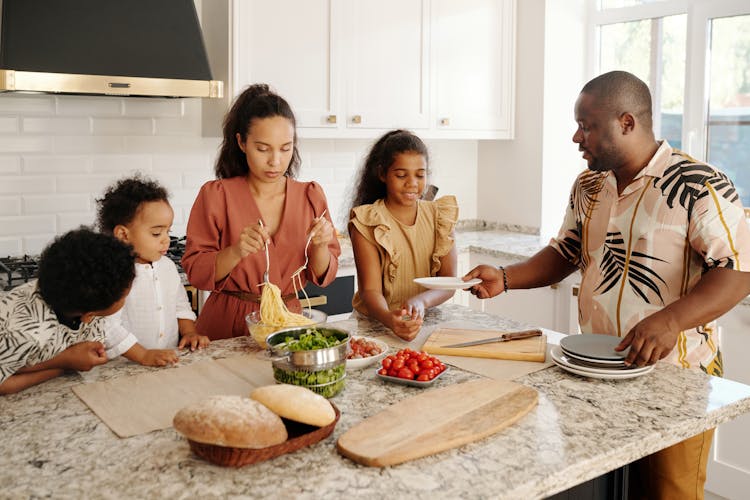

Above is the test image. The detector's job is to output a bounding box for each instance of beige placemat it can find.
[72,355,275,438]
[378,321,561,381]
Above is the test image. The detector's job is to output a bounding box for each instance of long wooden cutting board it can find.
[336,379,538,467]
[423,327,546,362]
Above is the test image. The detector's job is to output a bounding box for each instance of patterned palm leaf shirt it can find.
[549,141,750,375]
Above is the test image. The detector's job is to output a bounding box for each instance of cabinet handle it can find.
[440,117,450,126]
[351,115,362,124]
[326,114,337,124]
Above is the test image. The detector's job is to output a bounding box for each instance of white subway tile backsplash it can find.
[53,136,125,154]
[23,155,91,174]
[310,152,357,170]
[57,175,126,195]
[170,188,201,207]
[124,135,220,153]
[152,154,212,172]
[0,197,21,216]
[0,238,23,256]
[0,94,480,248]
[24,234,59,256]
[0,136,53,153]
[55,96,122,116]
[153,117,201,136]
[0,176,55,195]
[0,117,19,134]
[0,95,55,115]
[23,117,91,135]
[57,212,97,233]
[183,171,214,189]
[90,154,151,173]
[93,118,153,136]
[23,194,91,214]
[0,215,55,236]
[0,156,21,174]
[123,98,183,118]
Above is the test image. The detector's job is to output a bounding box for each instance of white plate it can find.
[413,277,481,290]
[550,347,654,379]
[551,347,651,374]
[346,336,389,370]
[559,333,629,361]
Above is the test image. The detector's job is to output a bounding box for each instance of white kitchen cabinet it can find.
[233,0,339,130]
[431,0,516,138]
[233,0,427,136]
[467,252,578,334]
[340,0,429,131]
[706,303,750,498]
[231,0,515,139]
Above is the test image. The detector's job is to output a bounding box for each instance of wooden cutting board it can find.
[336,379,538,467]
[422,327,546,362]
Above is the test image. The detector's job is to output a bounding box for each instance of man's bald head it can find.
[581,71,654,134]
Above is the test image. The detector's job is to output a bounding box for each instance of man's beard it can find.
[587,142,623,173]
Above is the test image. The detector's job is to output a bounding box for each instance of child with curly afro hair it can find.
[0,228,135,394]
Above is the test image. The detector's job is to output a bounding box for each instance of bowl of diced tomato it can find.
[346,336,389,370]
[376,349,448,387]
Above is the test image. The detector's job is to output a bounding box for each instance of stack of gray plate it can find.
[551,334,654,379]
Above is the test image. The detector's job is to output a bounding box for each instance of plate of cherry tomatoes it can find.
[375,349,448,387]
[346,336,390,370]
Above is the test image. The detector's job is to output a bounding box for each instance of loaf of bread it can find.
[173,395,288,448]
[251,384,336,427]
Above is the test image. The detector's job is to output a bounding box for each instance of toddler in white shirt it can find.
[96,175,209,366]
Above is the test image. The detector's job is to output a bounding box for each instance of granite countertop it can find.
[3,304,750,499]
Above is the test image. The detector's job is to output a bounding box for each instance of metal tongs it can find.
[440,329,542,348]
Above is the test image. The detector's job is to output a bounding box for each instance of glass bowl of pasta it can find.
[246,308,327,348]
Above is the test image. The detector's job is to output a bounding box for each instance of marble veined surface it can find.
[3,304,750,499]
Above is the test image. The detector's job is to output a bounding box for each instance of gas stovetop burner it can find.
[166,236,186,269]
[0,255,40,291]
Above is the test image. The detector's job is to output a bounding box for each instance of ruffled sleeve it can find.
[349,200,399,284]
[431,195,459,275]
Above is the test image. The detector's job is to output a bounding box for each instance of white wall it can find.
[0,92,478,256]
[476,0,587,239]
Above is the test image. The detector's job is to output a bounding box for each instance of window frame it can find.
[586,0,750,162]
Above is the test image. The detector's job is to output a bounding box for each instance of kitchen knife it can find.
[440,329,542,348]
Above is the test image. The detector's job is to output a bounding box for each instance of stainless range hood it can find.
[0,0,223,98]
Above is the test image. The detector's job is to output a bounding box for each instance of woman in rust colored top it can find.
[183,84,340,339]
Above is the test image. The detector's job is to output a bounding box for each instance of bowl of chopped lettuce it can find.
[265,326,350,398]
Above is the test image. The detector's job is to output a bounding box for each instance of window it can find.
[589,0,750,206]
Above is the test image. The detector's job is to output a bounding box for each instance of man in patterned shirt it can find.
[0,228,135,394]
[465,71,750,499]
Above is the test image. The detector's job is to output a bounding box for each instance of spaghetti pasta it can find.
[259,281,315,328]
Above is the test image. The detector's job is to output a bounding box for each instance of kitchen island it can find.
[3,304,750,499]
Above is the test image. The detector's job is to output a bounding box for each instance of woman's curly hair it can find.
[215,83,301,179]
[96,174,169,234]
[38,227,135,314]
[349,129,430,209]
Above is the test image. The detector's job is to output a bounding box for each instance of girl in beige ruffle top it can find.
[349,130,458,340]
